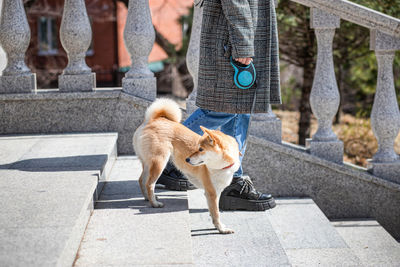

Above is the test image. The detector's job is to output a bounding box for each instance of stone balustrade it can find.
[0,0,399,183]
[59,0,96,92]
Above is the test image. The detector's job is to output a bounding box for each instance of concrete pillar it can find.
[122,0,156,101]
[58,0,96,92]
[305,8,343,164]
[0,0,36,94]
[185,1,203,115]
[367,30,400,184]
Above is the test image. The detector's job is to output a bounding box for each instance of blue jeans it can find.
[183,108,250,177]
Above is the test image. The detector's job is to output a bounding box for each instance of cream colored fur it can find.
[133,98,240,234]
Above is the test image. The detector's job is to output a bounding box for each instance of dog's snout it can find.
[186,158,190,162]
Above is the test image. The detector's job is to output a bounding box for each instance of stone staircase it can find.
[1,133,399,267]
[76,156,400,266]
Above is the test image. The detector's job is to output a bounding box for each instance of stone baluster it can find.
[58,0,95,92]
[122,0,156,101]
[367,30,400,184]
[186,0,204,115]
[0,0,36,94]
[305,8,343,164]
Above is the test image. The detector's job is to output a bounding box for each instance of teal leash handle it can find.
[230,56,256,90]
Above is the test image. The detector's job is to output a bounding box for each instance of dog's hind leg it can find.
[138,161,149,201]
[146,155,169,208]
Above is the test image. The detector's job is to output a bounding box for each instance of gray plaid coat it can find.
[195,0,281,113]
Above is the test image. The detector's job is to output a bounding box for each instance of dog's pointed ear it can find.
[200,126,215,146]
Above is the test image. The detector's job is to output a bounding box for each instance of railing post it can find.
[306,8,343,164]
[58,0,96,92]
[0,0,36,94]
[186,0,203,115]
[122,0,156,101]
[367,30,400,183]
[248,0,282,143]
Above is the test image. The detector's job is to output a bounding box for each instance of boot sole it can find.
[157,175,196,191]
[219,196,276,211]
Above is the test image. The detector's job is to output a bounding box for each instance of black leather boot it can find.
[157,162,196,191]
[219,175,276,211]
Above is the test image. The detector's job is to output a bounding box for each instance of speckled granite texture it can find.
[243,135,400,239]
[0,89,148,154]
[290,0,400,38]
[0,0,36,93]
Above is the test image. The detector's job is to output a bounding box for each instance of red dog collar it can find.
[222,163,235,170]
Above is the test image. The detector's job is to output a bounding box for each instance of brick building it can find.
[24,0,192,88]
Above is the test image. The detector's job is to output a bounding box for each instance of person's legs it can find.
[183,108,237,134]
[220,113,250,177]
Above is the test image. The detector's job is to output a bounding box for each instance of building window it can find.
[38,16,58,55]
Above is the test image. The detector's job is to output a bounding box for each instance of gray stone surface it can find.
[289,0,400,38]
[285,248,362,266]
[0,133,117,174]
[243,135,400,239]
[306,138,344,164]
[0,0,36,93]
[0,89,149,154]
[370,30,400,51]
[332,220,400,266]
[188,189,290,266]
[59,0,95,92]
[0,170,97,267]
[268,198,348,249]
[1,73,37,94]
[367,160,400,184]
[122,0,156,101]
[59,73,96,92]
[369,51,400,164]
[249,108,282,143]
[309,26,340,143]
[0,133,119,266]
[311,8,340,29]
[122,76,156,101]
[75,157,193,266]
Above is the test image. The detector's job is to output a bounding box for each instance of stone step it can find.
[74,157,194,266]
[332,220,400,266]
[0,133,118,267]
[187,189,291,266]
[267,198,363,266]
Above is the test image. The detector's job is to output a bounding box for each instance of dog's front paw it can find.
[150,201,164,208]
[218,227,235,234]
[215,223,234,234]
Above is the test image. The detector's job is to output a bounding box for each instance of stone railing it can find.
[0,0,399,183]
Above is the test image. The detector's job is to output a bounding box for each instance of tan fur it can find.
[133,99,240,234]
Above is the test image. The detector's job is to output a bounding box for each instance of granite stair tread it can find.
[0,133,118,267]
[187,189,291,267]
[332,220,400,266]
[74,157,194,266]
[268,198,363,266]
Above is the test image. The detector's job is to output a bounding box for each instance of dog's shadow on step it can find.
[95,180,189,214]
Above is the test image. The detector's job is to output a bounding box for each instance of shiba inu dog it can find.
[133,99,240,234]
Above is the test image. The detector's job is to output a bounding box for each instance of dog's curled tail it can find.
[144,98,182,123]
